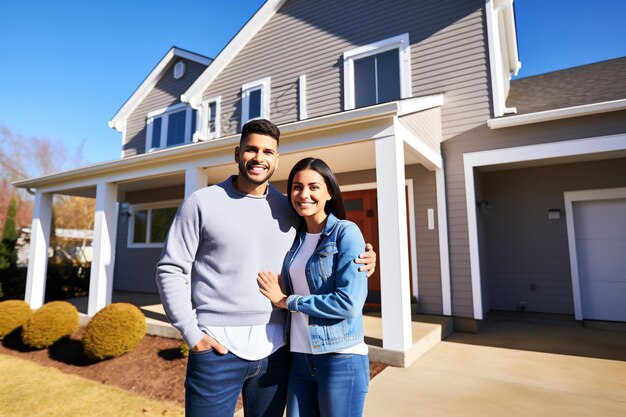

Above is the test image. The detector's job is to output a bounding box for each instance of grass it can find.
[0,354,184,417]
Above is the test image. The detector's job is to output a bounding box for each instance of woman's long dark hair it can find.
[287,158,346,219]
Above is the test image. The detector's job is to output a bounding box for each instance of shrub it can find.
[0,299,32,340]
[22,301,80,349]
[179,341,190,358]
[82,303,146,360]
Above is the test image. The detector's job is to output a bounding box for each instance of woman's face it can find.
[290,169,332,223]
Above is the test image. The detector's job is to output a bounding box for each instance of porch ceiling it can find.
[478,148,626,172]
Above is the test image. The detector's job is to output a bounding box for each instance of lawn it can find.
[0,354,184,417]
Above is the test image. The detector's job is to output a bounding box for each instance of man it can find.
[156,119,376,417]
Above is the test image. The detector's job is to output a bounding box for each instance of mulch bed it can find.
[0,328,387,408]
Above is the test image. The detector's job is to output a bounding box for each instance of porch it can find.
[67,290,453,367]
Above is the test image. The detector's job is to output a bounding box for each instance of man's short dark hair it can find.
[240,119,280,146]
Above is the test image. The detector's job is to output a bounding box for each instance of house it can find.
[14,0,626,366]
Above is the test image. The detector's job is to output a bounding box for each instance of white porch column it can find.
[88,182,118,316]
[24,191,53,309]
[375,134,412,351]
[185,167,209,198]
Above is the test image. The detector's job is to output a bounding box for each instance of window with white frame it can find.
[202,96,221,139]
[343,33,412,110]
[241,77,270,125]
[146,104,199,151]
[128,201,181,248]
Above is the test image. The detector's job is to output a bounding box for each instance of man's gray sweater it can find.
[156,176,299,348]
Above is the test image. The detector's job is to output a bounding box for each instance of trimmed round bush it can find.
[82,302,146,360]
[0,300,32,340]
[22,301,80,349]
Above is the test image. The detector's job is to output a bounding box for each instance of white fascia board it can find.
[488,99,626,129]
[501,1,520,75]
[182,0,288,108]
[396,94,444,116]
[108,47,213,131]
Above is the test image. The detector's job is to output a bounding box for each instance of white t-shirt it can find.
[200,322,285,360]
[289,232,367,355]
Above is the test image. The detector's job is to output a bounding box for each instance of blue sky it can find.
[1,0,625,168]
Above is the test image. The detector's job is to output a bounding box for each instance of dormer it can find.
[108,47,212,158]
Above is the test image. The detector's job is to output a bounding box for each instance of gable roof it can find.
[108,47,212,132]
[182,0,287,108]
[506,56,626,115]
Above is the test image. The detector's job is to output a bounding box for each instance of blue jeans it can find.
[185,344,290,417]
[287,352,369,417]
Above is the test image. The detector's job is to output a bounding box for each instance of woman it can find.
[257,157,369,417]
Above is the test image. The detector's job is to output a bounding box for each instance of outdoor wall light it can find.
[548,208,561,220]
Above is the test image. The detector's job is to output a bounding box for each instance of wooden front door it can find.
[343,188,414,308]
[343,189,381,305]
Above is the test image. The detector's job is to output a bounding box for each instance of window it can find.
[146,104,198,151]
[241,77,270,125]
[343,33,412,110]
[202,96,221,139]
[128,201,181,248]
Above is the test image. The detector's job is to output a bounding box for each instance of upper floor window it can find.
[202,96,221,139]
[128,200,181,248]
[241,77,270,126]
[343,33,412,110]
[146,103,198,151]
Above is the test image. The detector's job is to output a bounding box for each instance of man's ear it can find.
[234,146,240,163]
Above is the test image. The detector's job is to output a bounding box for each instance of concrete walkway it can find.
[364,314,626,417]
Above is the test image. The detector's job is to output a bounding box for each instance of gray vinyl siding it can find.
[481,157,626,315]
[123,59,208,158]
[442,110,626,318]
[202,0,488,139]
[113,185,184,293]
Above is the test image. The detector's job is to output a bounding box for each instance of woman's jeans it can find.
[185,344,290,417]
[287,352,369,417]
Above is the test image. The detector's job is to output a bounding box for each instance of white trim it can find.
[488,99,626,129]
[339,180,420,300]
[109,47,212,131]
[343,33,412,111]
[436,168,452,316]
[241,77,271,125]
[463,133,626,320]
[128,199,182,248]
[485,0,518,117]
[14,97,440,191]
[298,74,307,120]
[563,187,626,321]
[182,0,287,107]
[201,96,221,140]
[145,104,196,152]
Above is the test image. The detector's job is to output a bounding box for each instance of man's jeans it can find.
[287,352,369,417]
[185,344,290,417]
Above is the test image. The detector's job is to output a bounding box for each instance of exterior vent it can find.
[173,61,186,80]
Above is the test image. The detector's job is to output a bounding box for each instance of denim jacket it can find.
[281,213,368,354]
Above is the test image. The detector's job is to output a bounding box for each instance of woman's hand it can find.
[257,271,287,309]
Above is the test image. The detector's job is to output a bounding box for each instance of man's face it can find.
[235,133,279,186]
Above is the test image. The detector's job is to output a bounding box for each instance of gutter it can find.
[488,99,626,129]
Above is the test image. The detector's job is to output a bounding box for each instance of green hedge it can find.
[22,301,80,349]
[82,303,146,360]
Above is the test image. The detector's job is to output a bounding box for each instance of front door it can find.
[343,188,414,308]
[343,189,380,305]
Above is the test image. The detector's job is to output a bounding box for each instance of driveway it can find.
[364,314,626,416]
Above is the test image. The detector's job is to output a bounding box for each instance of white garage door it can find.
[573,198,626,322]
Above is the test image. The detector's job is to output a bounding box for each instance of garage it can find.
[565,189,626,322]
